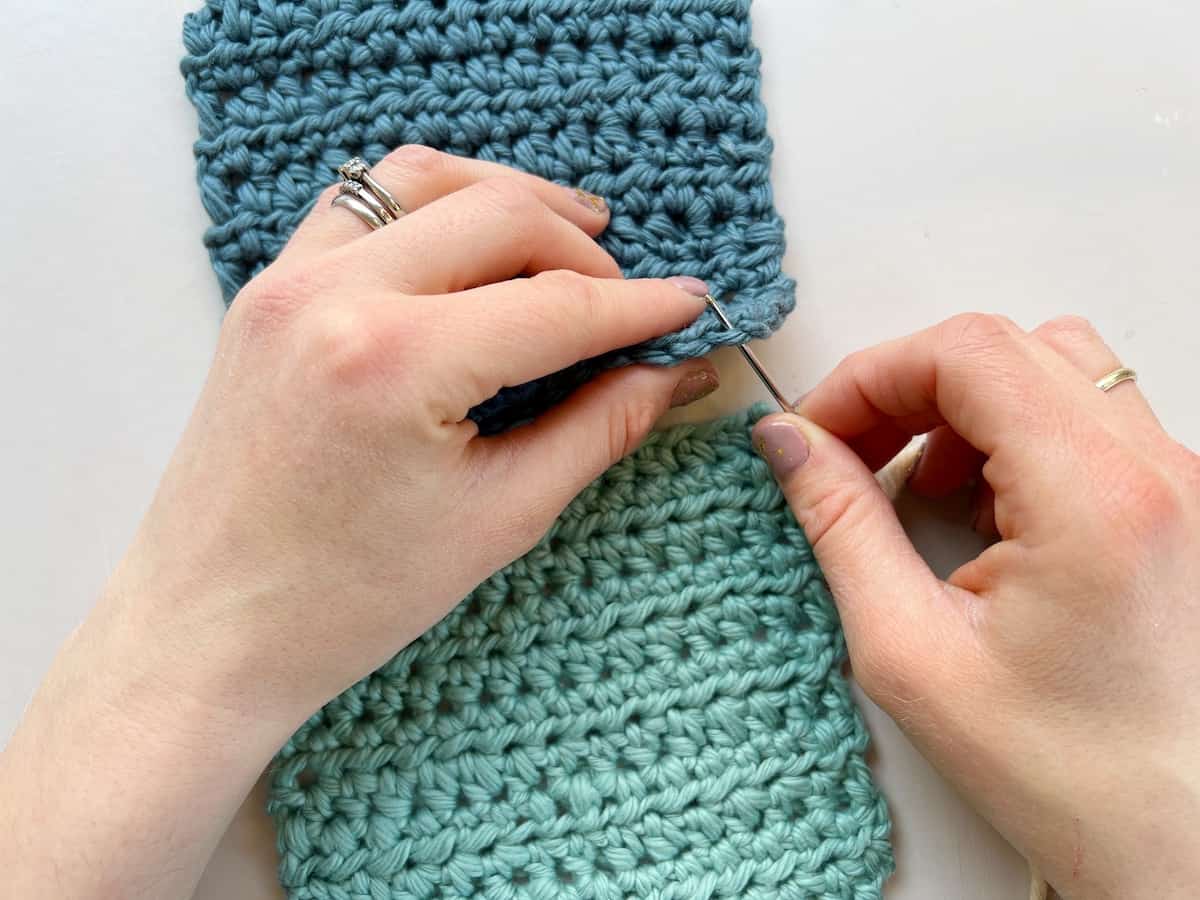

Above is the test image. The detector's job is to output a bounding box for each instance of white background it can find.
[2,1,1197,897]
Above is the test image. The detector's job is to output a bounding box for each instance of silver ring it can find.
[340,180,393,225]
[330,193,386,231]
[1095,366,1137,392]
[337,157,406,220]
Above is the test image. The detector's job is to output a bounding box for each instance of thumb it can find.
[751,413,948,694]
[478,360,719,536]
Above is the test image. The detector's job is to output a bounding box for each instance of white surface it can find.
[1,1,1197,898]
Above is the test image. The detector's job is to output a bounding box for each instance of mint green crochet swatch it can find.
[269,407,893,899]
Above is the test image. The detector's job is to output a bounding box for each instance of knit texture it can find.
[268,407,893,900]
[181,0,796,433]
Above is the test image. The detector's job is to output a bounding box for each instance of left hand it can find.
[0,147,717,900]
[111,146,716,722]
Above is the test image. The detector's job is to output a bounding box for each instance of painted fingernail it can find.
[670,366,719,408]
[570,187,607,213]
[752,420,811,480]
[666,275,710,297]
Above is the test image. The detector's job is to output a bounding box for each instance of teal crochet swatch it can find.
[269,407,893,900]
[181,0,796,433]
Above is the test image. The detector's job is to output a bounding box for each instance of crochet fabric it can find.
[268,408,893,900]
[181,0,796,433]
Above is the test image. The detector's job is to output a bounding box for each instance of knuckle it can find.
[1034,314,1098,345]
[532,268,599,309]
[1088,446,1186,555]
[299,304,409,390]
[379,144,444,179]
[827,349,877,399]
[833,347,893,407]
[835,348,868,378]
[226,273,313,338]
[1115,466,1185,532]
[472,176,540,218]
[529,269,603,343]
[939,312,1021,356]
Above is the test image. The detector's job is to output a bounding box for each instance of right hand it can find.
[751,314,1200,899]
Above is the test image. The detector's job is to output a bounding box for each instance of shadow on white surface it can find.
[873,489,1029,898]
[194,776,285,900]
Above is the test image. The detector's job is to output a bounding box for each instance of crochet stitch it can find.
[269,407,893,900]
[181,0,796,433]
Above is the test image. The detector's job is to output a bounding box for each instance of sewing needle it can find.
[703,294,795,413]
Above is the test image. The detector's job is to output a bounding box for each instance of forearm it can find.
[0,586,292,900]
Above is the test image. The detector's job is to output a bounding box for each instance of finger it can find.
[278,145,610,261]
[326,177,621,295]
[797,314,1021,449]
[909,426,985,498]
[473,360,719,542]
[1030,316,1158,425]
[424,273,709,418]
[795,313,1104,501]
[750,413,969,701]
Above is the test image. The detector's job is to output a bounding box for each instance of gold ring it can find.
[1095,366,1137,392]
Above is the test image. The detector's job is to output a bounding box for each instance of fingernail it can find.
[666,275,710,297]
[752,419,811,480]
[670,366,719,408]
[570,187,607,213]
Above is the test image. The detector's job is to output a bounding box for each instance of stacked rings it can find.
[330,157,406,231]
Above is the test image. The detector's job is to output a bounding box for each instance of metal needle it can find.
[703,294,794,413]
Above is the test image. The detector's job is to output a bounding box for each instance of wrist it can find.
[1107,765,1200,900]
[100,543,319,738]
[1044,763,1200,900]
[0,572,297,899]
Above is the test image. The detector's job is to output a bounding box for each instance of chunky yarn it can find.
[268,407,893,900]
[181,0,796,433]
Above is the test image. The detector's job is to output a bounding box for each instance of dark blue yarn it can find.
[182,0,796,433]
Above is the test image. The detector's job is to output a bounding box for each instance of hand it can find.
[752,314,1200,899]
[0,147,717,900]
[117,145,718,723]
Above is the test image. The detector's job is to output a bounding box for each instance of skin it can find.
[0,147,1196,898]
[753,314,1200,898]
